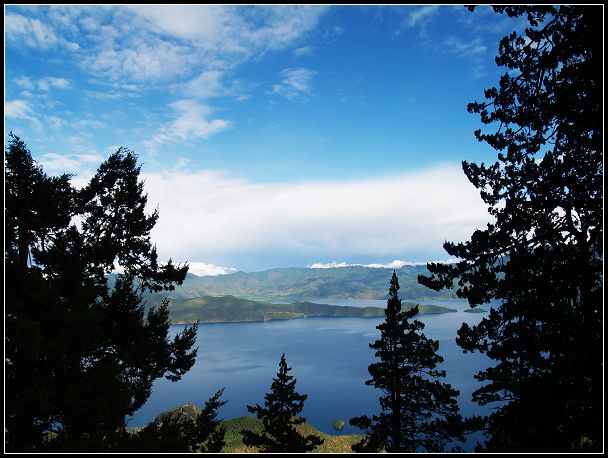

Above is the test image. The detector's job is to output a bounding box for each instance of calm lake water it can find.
[128,298,494,449]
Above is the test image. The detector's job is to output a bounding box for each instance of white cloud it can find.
[270,68,316,100]
[74,119,107,130]
[443,36,486,59]
[5,100,35,118]
[292,45,313,57]
[5,11,79,50]
[184,70,225,99]
[76,5,326,86]
[310,261,354,269]
[404,5,439,28]
[141,163,491,264]
[85,38,196,84]
[38,77,71,91]
[48,115,67,129]
[5,12,59,49]
[187,262,237,277]
[38,152,104,187]
[442,36,488,78]
[310,259,459,269]
[15,76,34,90]
[145,99,231,152]
[5,99,42,129]
[12,76,71,102]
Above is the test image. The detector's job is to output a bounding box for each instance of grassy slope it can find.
[132,407,362,453]
[221,415,364,453]
[168,295,457,324]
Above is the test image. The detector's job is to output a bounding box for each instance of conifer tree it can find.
[419,6,602,452]
[350,271,462,452]
[241,353,324,452]
[131,389,227,452]
[5,134,198,451]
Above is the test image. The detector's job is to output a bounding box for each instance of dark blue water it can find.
[128,299,493,449]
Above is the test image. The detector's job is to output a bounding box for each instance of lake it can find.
[128,298,494,449]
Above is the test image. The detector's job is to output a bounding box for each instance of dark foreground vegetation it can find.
[419,5,603,452]
[5,5,601,453]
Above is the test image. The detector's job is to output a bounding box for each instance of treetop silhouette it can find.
[5,134,198,451]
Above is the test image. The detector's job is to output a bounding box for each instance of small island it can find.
[464,307,488,313]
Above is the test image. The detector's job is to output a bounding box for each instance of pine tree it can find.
[131,389,227,452]
[241,353,324,452]
[194,388,228,452]
[5,134,198,451]
[350,271,462,452]
[418,6,602,452]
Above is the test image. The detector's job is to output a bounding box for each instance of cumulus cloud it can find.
[38,152,105,185]
[7,6,325,89]
[184,70,225,99]
[38,77,71,91]
[6,12,60,49]
[144,99,231,153]
[310,259,459,269]
[5,11,79,50]
[270,68,316,100]
[5,99,42,129]
[187,262,237,277]
[78,6,325,86]
[141,163,490,265]
[5,99,35,119]
[85,37,196,84]
[14,76,35,90]
[126,5,324,55]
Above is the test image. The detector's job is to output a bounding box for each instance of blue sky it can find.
[5,5,525,274]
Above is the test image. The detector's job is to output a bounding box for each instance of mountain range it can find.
[148,265,458,303]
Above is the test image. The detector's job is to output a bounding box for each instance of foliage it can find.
[419,6,602,452]
[332,419,345,431]
[241,353,324,452]
[350,272,463,452]
[129,390,227,452]
[5,134,198,451]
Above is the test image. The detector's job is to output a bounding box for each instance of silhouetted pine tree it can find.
[418,6,602,452]
[350,271,462,452]
[241,353,324,452]
[131,388,227,452]
[5,134,198,451]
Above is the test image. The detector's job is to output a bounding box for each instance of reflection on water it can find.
[128,299,494,450]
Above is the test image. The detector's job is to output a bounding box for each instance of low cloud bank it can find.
[310,259,459,269]
[142,163,490,266]
[186,261,237,277]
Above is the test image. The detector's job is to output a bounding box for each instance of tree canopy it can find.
[130,389,227,452]
[241,353,324,452]
[350,271,463,452]
[5,134,199,451]
[419,6,602,452]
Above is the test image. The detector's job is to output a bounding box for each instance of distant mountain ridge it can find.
[145,264,457,302]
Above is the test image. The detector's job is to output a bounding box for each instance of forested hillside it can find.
[141,265,459,303]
